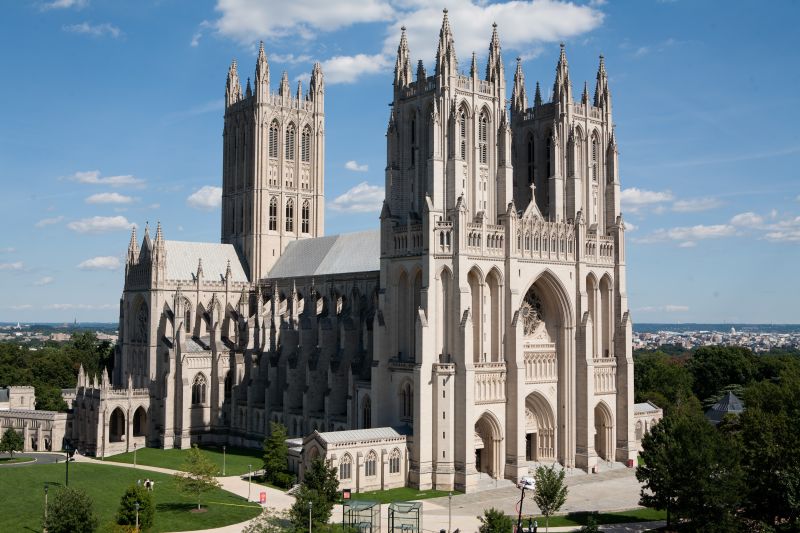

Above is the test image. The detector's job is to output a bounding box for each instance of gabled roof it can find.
[705,391,745,425]
[634,401,662,414]
[268,230,380,278]
[164,241,248,283]
[305,426,410,446]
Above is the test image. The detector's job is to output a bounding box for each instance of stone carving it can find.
[134,305,148,343]
[519,289,543,337]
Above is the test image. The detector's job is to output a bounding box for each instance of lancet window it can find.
[285,199,294,232]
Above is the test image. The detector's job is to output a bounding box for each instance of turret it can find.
[485,23,504,86]
[511,57,527,117]
[435,9,458,80]
[553,43,571,108]
[279,71,290,99]
[245,77,252,99]
[594,55,611,112]
[416,60,426,84]
[534,81,542,107]
[225,60,241,107]
[394,26,413,89]
[296,79,302,102]
[581,81,589,105]
[255,41,269,102]
[126,227,139,266]
[152,222,166,279]
[470,52,478,79]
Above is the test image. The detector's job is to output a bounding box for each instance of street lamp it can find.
[134,501,140,531]
[134,443,137,469]
[308,501,312,533]
[515,477,536,533]
[448,492,452,533]
[64,443,75,487]
[248,464,252,502]
[222,445,226,476]
[44,484,49,528]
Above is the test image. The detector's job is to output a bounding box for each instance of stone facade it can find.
[0,388,68,452]
[72,11,637,492]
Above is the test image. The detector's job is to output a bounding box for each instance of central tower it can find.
[221,43,325,281]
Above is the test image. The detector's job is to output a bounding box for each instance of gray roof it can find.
[269,230,380,279]
[705,391,745,425]
[634,401,662,414]
[165,241,248,283]
[313,426,410,445]
[0,388,8,403]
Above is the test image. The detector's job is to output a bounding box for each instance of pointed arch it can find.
[478,108,490,165]
[519,269,574,328]
[132,405,148,437]
[586,272,599,357]
[301,199,310,234]
[339,452,352,480]
[485,266,503,362]
[437,265,453,360]
[109,407,126,443]
[301,125,311,162]
[269,196,278,231]
[594,400,614,461]
[467,266,483,362]
[269,119,279,158]
[285,198,294,232]
[192,373,207,405]
[475,410,503,478]
[599,274,613,357]
[399,379,413,422]
[525,392,555,460]
[397,268,410,359]
[285,122,296,160]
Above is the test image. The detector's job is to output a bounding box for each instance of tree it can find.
[173,445,221,510]
[633,351,695,413]
[116,484,154,530]
[687,346,756,403]
[262,422,289,485]
[0,428,24,458]
[288,458,339,532]
[578,514,600,533]
[533,464,568,533]
[303,457,340,504]
[478,507,513,533]
[637,408,743,531]
[42,486,99,533]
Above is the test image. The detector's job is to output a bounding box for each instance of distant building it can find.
[0,387,68,451]
[705,391,744,425]
[633,401,663,451]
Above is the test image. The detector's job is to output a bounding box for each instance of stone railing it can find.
[393,224,424,255]
[433,221,453,254]
[474,362,506,404]
[515,219,575,262]
[593,357,616,394]
[524,345,557,383]
[584,233,614,264]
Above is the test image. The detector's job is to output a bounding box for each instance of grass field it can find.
[0,456,34,464]
[0,462,261,532]
[350,486,455,504]
[110,445,263,476]
[518,507,667,527]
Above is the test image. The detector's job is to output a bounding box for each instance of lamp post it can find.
[308,501,312,533]
[222,445,226,476]
[134,443,137,469]
[248,464,252,502]
[64,443,74,487]
[448,492,452,533]
[135,502,140,531]
[44,484,48,529]
[515,477,536,533]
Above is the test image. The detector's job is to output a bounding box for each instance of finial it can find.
[401,25,406,32]
[259,40,264,54]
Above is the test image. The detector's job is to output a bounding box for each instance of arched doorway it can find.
[525,392,555,462]
[109,407,126,443]
[475,412,503,478]
[594,402,614,461]
[132,406,147,437]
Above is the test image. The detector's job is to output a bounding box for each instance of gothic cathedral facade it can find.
[72,11,636,493]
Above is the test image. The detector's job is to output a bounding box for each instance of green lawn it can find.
[518,508,667,527]
[110,445,264,476]
[350,486,456,504]
[0,456,34,464]
[0,462,261,532]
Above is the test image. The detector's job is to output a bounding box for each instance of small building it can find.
[705,391,744,425]
[633,401,663,450]
[0,386,36,411]
[0,386,68,451]
[300,427,410,493]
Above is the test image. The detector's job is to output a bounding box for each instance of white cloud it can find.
[68,170,144,187]
[329,182,385,213]
[63,22,122,39]
[0,247,15,253]
[270,53,313,64]
[163,100,223,124]
[34,276,55,286]
[41,0,88,10]
[672,197,722,212]
[0,262,24,271]
[85,192,135,204]
[67,216,135,233]
[9,304,33,310]
[345,160,369,172]
[730,212,764,227]
[321,53,392,84]
[78,256,121,270]
[637,304,689,313]
[213,0,394,43]
[187,186,222,210]
[35,215,64,228]
[621,187,673,215]
[633,46,649,58]
[764,215,800,243]
[44,303,115,310]
[664,305,689,312]
[635,224,737,246]
[622,221,637,232]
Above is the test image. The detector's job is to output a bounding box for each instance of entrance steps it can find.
[473,472,516,492]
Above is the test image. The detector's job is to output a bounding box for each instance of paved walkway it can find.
[0,451,64,466]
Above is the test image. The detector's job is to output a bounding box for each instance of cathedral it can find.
[72,11,637,493]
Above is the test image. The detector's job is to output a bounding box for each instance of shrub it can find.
[116,484,154,530]
[43,487,99,533]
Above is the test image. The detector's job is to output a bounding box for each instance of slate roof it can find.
[312,426,410,445]
[634,401,662,414]
[268,230,380,278]
[705,391,745,425]
[164,241,248,283]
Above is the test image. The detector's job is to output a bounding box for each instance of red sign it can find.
[259,492,267,504]
[342,489,351,500]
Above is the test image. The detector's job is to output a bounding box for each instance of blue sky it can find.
[1,0,798,323]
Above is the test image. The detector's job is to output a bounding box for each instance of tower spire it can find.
[582,80,589,105]
[435,9,457,78]
[594,54,610,109]
[127,226,139,265]
[394,26,413,88]
[309,62,324,105]
[279,71,290,97]
[255,41,269,102]
[553,43,571,106]
[245,77,252,98]
[534,81,542,107]
[225,59,241,107]
[486,22,504,83]
[416,59,426,83]
[511,57,527,116]
[470,51,478,78]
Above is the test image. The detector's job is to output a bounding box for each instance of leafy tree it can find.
[478,507,513,533]
[578,514,600,533]
[289,485,333,532]
[116,484,154,530]
[35,385,68,411]
[173,445,221,510]
[633,351,695,413]
[42,486,99,533]
[637,408,743,531]
[262,422,289,485]
[687,346,756,403]
[532,464,568,532]
[0,428,24,458]
[303,457,340,504]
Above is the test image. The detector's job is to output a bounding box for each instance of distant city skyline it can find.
[1,0,798,323]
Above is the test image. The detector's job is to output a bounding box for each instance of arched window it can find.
[478,112,488,164]
[184,307,191,334]
[400,381,413,421]
[339,453,352,480]
[365,450,377,477]
[192,374,207,405]
[301,200,310,234]
[285,199,294,232]
[301,126,311,162]
[362,396,371,429]
[269,121,279,158]
[286,123,296,160]
[269,197,278,231]
[635,420,643,440]
[527,135,534,185]
[389,448,401,474]
[591,134,598,181]
[459,110,467,160]
[224,371,232,399]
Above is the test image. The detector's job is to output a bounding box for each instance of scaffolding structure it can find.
[344,500,381,532]
[388,501,422,532]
